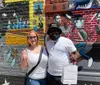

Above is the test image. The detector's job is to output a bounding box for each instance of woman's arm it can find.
[70,50,81,61]
[20,49,28,70]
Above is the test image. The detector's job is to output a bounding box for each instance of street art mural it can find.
[34,0,43,15]
[6,45,21,67]
[90,11,100,35]
[33,0,45,32]
[68,0,100,10]
[93,0,100,7]
[0,2,29,76]
[0,0,45,80]
[45,0,100,73]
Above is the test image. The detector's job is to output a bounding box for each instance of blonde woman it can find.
[20,30,48,85]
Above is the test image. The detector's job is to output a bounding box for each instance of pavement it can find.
[0,75,100,85]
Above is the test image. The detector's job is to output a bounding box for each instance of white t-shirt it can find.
[46,36,76,76]
[26,47,48,79]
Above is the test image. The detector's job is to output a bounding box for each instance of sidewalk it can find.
[0,75,100,85]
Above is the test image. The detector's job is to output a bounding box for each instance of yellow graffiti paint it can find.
[5,29,44,45]
[29,0,34,29]
[5,0,24,3]
[4,0,45,45]
[5,32,27,45]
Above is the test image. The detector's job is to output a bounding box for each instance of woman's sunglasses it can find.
[28,36,37,39]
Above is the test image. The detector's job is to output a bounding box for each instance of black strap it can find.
[27,46,43,76]
[44,43,49,56]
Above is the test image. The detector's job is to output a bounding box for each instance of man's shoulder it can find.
[59,36,72,43]
[60,36,69,40]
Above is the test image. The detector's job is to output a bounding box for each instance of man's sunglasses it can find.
[49,31,60,35]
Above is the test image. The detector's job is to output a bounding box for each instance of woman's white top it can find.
[26,47,48,79]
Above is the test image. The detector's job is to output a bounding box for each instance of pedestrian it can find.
[20,30,48,85]
[46,23,80,85]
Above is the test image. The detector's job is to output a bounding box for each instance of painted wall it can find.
[45,0,100,75]
[0,0,45,77]
[0,0,100,84]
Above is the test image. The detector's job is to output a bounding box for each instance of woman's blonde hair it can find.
[27,30,39,46]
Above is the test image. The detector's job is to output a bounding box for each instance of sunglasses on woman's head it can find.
[28,36,37,39]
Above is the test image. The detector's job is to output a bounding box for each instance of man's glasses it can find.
[28,36,37,39]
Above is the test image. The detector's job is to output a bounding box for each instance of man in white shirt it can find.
[46,23,80,85]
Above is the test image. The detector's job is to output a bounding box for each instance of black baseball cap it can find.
[47,23,62,35]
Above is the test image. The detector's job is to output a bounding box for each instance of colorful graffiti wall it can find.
[0,0,45,78]
[45,0,100,72]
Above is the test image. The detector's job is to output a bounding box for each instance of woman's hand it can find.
[70,51,81,61]
[20,49,28,70]
[21,50,28,60]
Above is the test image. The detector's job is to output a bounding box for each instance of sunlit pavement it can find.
[0,75,100,85]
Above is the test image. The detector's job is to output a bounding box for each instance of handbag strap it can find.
[27,46,43,76]
[44,42,49,56]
